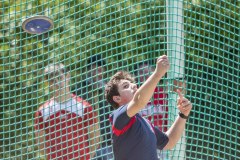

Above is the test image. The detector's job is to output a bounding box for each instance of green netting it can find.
[0,0,239,159]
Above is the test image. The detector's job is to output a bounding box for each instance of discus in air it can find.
[22,15,54,34]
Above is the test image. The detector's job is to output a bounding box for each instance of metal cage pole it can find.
[166,0,186,159]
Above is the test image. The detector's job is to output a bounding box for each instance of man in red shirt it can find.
[34,63,100,160]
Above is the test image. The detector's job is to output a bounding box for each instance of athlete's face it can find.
[115,79,138,105]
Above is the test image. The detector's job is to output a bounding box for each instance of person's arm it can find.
[153,126,169,150]
[35,129,47,157]
[163,90,192,149]
[88,121,100,158]
[88,110,101,158]
[34,110,47,159]
[127,55,170,117]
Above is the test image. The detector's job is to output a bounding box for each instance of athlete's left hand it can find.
[176,89,192,116]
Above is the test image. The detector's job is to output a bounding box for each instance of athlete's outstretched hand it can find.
[177,89,192,116]
[155,55,170,77]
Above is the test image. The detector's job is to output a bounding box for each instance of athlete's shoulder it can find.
[110,105,128,121]
[116,105,128,113]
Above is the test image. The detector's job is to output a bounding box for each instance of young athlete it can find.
[34,63,100,160]
[105,55,192,160]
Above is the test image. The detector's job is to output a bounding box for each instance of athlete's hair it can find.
[44,63,67,83]
[105,71,135,109]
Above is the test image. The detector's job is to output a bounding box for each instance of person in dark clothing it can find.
[105,55,193,160]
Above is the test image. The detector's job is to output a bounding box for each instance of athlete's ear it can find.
[113,96,121,103]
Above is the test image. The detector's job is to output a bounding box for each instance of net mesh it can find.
[0,0,239,159]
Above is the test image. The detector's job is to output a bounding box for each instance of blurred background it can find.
[0,0,239,159]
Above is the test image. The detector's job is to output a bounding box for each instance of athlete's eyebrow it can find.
[121,81,129,87]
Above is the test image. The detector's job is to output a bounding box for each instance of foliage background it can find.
[0,0,239,159]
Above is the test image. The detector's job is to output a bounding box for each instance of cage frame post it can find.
[166,0,186,159]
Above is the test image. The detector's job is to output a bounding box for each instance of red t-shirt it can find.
[34,94,96,160]
[140,87,168,132]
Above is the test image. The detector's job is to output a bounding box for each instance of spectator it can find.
[75,54,113,160]
[105,55,193,160]
[75,54,107,103]
[34,63,100,160]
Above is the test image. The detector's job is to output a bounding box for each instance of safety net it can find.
[0,0,239,159]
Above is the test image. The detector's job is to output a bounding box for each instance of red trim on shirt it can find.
[111,116,136,136]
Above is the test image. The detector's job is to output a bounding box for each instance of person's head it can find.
[87,54,106,83]
[134,61,154,83]
[105,71,137,109]
[44,63,70,91]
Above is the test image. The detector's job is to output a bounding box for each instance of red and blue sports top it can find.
[109,104,169,160]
